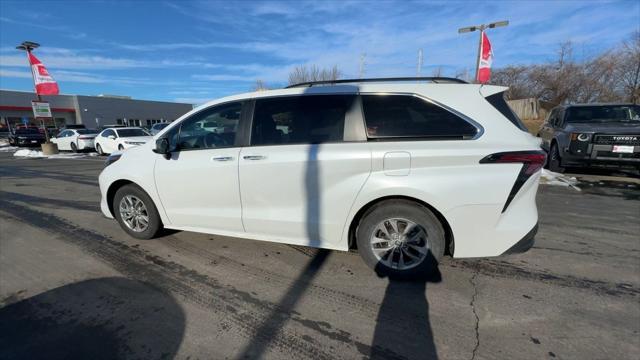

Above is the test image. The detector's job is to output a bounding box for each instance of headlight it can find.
[571,133,591,142]
[104,153,122,167]
[124,141,144,145]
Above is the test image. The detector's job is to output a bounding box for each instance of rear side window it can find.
[485,92,528,131]
[251,95,354,145]
[361,95,478,139]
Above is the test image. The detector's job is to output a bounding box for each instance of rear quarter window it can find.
[485,92,528,131]
[361,95,478,139]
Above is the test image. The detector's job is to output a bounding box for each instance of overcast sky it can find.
[0,0,638,104]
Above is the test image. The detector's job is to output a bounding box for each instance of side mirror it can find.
[108,135,116,140]
[153,137,171,159]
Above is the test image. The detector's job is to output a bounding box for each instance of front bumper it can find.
[17,138,45,146]
[563,144,640,167]
[502,223,537,255]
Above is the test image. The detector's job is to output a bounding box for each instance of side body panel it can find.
[239,143,371,250]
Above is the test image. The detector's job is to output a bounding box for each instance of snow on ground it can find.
[540,169,580,190]
[13,149,99,159]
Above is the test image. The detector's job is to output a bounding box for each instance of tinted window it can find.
[77,129,99,135]
[116,128,149,137]
[15,129,39,134]
[485,92,528,131]
[102,129,115,137]
[566,105,640,123]
[177,102,241,150]
[251,95,353,145]
[362,95,478,139]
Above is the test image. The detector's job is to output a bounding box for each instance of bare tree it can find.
[288,64,341,85]
[618,30,640,103]
[252,79,269,91]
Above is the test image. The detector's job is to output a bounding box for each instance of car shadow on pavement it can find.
[0,277,185,360]
[370,253,442,359]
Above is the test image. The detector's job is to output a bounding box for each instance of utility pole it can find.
[458,20,509,82]
[359,53,366,79]
[417,48,423,77]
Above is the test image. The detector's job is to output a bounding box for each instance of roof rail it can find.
[286,77,468,88]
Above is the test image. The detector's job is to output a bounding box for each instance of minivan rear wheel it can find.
[356,200,445,278]
[113,184,163,239]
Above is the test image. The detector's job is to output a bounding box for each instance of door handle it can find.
[212,156,233,162]
[243,155,266,160]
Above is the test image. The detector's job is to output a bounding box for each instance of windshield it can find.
[15,129,39,134]
[116,128,150,137]
[566,105,640,123]
[153,123,169,130]
[77,129,99,135]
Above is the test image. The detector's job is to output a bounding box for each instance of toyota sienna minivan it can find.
[99,77,545,277]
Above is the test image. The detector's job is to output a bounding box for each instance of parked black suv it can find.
[8,128,47,147]
[538,104,640,172]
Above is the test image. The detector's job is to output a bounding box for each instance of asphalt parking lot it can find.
[0,151,638,360]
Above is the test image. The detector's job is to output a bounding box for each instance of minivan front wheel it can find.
[356,200,445,278]
[113,184,163,239]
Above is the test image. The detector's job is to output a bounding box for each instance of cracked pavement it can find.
[0,152,638,359]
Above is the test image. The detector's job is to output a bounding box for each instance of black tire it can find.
[96,144,104,155]
[113,184,163,239]
[356,200,445,279]
[70,142,78,153]
[548,142,564,173]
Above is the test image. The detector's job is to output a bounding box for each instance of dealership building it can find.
[0,89,194,130]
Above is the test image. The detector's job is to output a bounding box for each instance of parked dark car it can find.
[538,104,640,172]
[8,128,46,147]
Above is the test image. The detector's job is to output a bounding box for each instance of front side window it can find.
[116,128,149,137]
[362,95,478,139]
[176,102,242,150]
[102,129,115,138]
[251,95,354,146]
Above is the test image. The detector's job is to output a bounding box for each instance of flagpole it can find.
[475,27,485,83]
[458,20,509,84]
[17,41,50,142]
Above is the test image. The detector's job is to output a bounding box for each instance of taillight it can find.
[480,150,546,212]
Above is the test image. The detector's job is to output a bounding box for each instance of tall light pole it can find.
[458,21,509,83]
[16,41,52,142]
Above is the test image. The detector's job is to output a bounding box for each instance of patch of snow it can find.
[0,138,9,146]
[540,169,580,191]
[13,149,98,159]
[0,145,19,152]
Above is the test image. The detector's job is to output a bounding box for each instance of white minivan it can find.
[99,78,545,277]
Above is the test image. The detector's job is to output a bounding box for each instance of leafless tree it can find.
[252,79,269,91]
[288,64,341,85]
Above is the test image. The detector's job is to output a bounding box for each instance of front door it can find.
[154,101,245,232]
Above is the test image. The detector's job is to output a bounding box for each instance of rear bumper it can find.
[501,223,537,255]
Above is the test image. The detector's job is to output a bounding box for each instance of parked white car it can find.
[51,129,99,152]
[99,78,545,277]
[95,127,152,155]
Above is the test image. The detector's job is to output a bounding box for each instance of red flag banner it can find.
[28,53,59,95]
[477,31,493,84]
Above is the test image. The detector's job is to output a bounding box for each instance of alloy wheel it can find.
[369,218,429,270]
[119,195,149,232]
